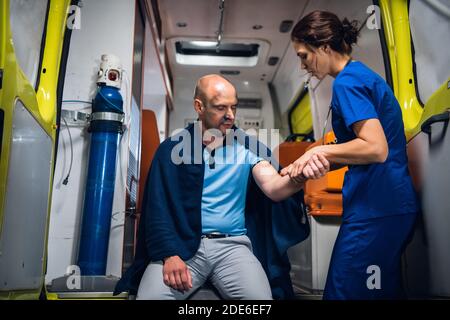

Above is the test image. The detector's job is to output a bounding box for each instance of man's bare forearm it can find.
[263,174,304,202]
[253,161,304,202]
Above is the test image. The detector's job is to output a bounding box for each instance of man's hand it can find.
[281,152,330,181]
[162,255,193,293]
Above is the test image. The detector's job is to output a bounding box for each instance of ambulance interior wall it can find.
[402,0,450,298]
[46,0,136,285]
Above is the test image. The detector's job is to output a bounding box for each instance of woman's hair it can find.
[291,10,360,55]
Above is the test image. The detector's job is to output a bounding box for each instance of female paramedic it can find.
[283,11,419,299]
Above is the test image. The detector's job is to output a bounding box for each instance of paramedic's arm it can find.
[282,119,387,179]
[252,154,329,202]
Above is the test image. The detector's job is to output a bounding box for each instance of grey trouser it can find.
[136,235,272,300]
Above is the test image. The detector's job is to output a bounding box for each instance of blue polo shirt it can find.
[201,138,263,235]
[331,61,419,222]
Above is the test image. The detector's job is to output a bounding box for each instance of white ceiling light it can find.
[168,37,270,68]
[189,41,219,47]
[175,55,258,67]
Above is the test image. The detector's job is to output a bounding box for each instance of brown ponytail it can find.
[291,11,360,55]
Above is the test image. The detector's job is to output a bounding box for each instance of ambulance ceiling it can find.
[156,0,308,83]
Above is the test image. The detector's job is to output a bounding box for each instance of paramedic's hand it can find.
[281,152,329,182]
[280,164,307,184]
[302,153,330,179]
[162,255,193,293]
[280,151,313,184]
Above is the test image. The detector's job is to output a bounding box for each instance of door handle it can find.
[421,111,450,135]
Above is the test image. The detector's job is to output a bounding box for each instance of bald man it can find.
[114,74,330,300]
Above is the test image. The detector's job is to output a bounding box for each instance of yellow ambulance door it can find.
[0,0,71,299]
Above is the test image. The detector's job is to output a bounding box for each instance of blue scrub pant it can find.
[323,213,417,300]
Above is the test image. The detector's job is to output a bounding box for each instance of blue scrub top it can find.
[331,61,419,222]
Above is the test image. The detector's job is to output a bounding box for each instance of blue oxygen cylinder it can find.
[77,56,124,275]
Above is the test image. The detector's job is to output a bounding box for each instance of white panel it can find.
[168,77,198,135]
[405,122,450,297]
[310,216,341,291]
[0,101,52,290]
[9,0,48,86]
[46,0,135,284]
[288,215,340,293]
[410,0,450,103]
[288,228,313,291]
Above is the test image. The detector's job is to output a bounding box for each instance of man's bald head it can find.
[193,74,238,134]
[194,74,237,105]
